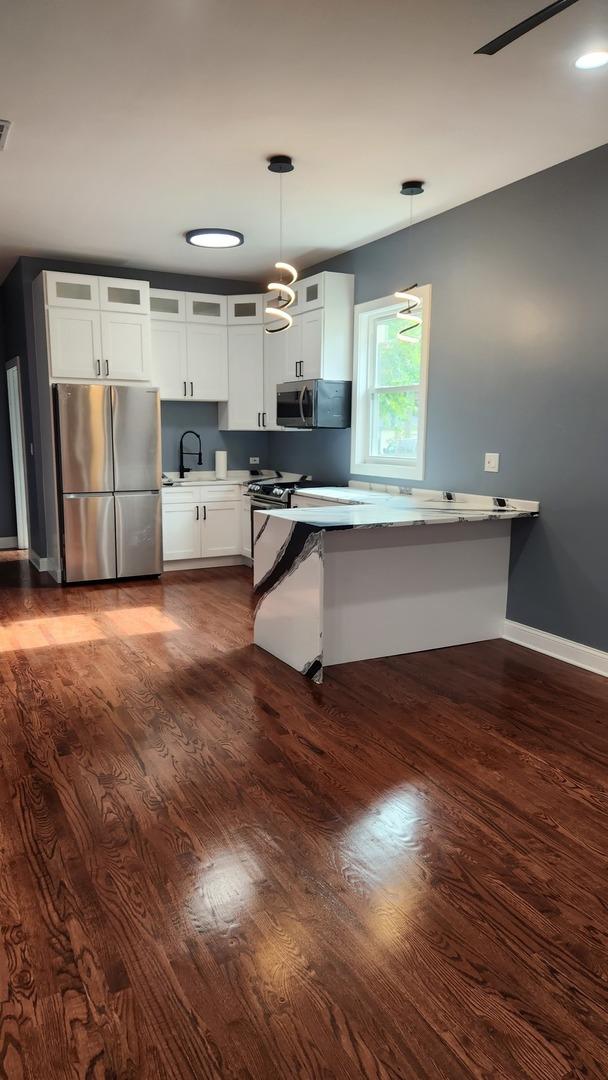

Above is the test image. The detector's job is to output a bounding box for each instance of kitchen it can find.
[1,1,608,1075]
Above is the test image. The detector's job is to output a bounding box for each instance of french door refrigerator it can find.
[54,383,162,582]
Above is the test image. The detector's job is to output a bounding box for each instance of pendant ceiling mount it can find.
[265,155,298,335]
[268,154,294,174]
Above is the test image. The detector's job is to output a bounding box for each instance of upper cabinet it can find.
[187,293,227,324]
[287,272,354,382]
[218,325,264,430]
[41,271,151,383]
[150,289,186,322]
[227,294,264,325]
[150,289,228,401]
[98,277,150,314]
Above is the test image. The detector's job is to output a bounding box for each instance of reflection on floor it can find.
[0,549,607,1078]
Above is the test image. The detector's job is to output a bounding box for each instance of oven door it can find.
[249,496,279,556]
[276,381,314,428]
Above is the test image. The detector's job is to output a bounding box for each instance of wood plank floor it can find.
[0,552,607,1078]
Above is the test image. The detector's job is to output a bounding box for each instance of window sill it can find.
[351,460,424,481]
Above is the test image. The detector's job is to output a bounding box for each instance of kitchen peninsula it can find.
[253,489,539,682]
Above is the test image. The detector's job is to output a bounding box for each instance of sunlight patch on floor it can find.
[0,605,181,653]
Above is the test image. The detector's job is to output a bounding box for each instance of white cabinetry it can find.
[218,325,265,430]
[162,502,201,560]
[228,294,264,325]
[151,289,228,401]
[262,325,290,430]
[42,271,151,383]
[161,485,242,564]
[287,272,354,382]
[47,307,102,380]
[186,324,228,401]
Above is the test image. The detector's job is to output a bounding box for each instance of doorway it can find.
[6,358,29,550]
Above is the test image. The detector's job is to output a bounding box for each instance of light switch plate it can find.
[484,452,500,473]
[249,456,260,465]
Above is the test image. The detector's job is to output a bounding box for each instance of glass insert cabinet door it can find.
[99,277,150,314]
[44,272,100,310]
[186,293,228,323]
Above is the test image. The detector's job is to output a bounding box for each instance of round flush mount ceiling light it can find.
[185,228,244,248]
[575,51,608,69]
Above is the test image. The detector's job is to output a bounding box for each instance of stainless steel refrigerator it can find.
[54,383,162,582]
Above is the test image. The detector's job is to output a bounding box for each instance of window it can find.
[351,285,431,481]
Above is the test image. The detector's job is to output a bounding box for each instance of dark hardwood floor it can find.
[0,551,607,1078]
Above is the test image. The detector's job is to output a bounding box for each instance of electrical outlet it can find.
[249,456,260,465]
[484,452,500,473]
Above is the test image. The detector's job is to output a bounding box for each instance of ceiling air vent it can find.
[0,120,13,150]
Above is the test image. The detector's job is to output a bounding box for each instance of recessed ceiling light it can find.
[185,228,244,248]
[575,51,608,69]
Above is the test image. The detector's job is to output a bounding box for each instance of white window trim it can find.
[350,285,431,481]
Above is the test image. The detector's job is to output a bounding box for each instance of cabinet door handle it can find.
[257,411,261,427]
[196,505,199,520]
[262,412,267,427]
[183,381,187,397]
[96,359,101,376]
[190,381,194,397]
[203,505,207,521]
[105,359,109,377]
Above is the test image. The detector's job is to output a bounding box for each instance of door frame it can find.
[5,357,30,550]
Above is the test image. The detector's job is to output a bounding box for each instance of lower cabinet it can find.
[162,498,241,561]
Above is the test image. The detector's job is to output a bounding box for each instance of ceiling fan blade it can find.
[475,0,581,55]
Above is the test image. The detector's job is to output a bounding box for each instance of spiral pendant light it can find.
[265,155,298,335]
[395,180,424,343]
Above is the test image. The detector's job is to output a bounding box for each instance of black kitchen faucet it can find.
[179,430,203,478]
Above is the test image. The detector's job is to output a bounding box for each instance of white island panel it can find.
[322,520,510,666]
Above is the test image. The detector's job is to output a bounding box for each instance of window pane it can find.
[370,390,419,460]
[374,313,421,387]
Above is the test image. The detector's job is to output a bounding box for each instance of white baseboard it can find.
[504,620,608,679]
[28,549,51,572]
[0,536,18,550]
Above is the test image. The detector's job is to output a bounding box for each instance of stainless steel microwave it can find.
[276,380,351,429]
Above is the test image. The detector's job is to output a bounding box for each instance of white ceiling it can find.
[0,0,607,284]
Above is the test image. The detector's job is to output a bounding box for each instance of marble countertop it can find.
[257,502,537,531]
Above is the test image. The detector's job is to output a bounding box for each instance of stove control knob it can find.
[272,487,282,496]
[250,484,260,492]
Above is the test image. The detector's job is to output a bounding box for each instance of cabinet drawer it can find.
[198,484,240,501]
[162,487,201,504]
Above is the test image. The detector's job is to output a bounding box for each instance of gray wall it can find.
[161,402,268,473]
[271,143,608,652]
[0,303,17,539]
[0,256,262,555]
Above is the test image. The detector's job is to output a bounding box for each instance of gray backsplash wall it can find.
[161,402,268,473]
[270,143,608,652]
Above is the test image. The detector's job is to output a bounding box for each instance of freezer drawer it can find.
[115,492,162,578]
[55,384,113,493]
[62,494,116,582]
[112,386,161,492]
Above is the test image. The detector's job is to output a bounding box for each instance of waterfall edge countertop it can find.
[252,488,540,683]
